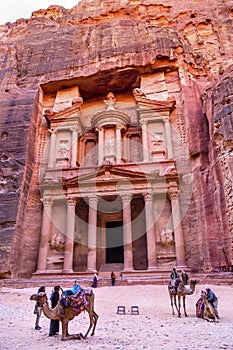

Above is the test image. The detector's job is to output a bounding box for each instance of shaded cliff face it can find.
[0,0,232,277]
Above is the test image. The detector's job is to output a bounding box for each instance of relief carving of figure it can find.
[104,92,116,110]
[152,131,163,146]
[57,140,70,159]
[49,233,65,252]
[160,229,174,247]
[105,139,115,155]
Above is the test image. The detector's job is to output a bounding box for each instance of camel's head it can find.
[190,279,199,285]
[201,290,208,300]
[30,292,48,307]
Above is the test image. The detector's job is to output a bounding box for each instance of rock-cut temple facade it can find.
[37,87,185,277]
[0,0,232,279]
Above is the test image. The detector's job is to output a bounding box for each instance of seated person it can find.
[201,287,219,319]
[170,267,179,288]
[205,287,219,319]
[63,280,81,297]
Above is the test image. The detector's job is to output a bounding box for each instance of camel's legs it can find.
[177,296,181,317]
[173,295,180,317]
[182,296,188,317]
[91,311,99,336]
[170,294,175,315]
[61,319,81,341]
[82,310,94,339]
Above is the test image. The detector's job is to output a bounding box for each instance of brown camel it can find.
[202,290,218,322]
[30,290,98,341]
[168,278,199,317]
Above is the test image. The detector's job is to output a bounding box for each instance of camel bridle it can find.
[37,293,48,307]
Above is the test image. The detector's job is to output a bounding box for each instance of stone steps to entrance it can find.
[0,272,232,289]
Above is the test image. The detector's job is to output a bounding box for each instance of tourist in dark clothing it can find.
[181,270,189,285]
[34,285,45,330]
[170,267,179,287]
[49,286,60,336]
[92,273,98,288]
[201,287,219,319]
[111,271,116,286]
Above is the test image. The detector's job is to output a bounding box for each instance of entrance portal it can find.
[106,221,124,263]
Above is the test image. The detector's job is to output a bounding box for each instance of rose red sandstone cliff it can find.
[0,0,232,278]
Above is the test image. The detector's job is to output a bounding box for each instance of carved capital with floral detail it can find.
[143,192,153,201]
[168,190,179,200]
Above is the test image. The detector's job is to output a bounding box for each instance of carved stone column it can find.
[97,127,104,165]
[168,190,187,268]
[115,125,122,164]
[143,192,157,269]
[164,116,174,159]
[141,120,150,161]
[48,129,56,168]
[121,193,133,271]
[71,127,78,168]
[37,197,53,272]
[63,198,76,273]
[87,196,98,272]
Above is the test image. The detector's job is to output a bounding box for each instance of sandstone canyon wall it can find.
[0,0,232,278]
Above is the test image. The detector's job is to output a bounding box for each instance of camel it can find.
[202,290,218,322]
[168,278,199,317]
[30,289,98,341]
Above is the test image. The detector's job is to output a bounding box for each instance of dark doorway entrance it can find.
[106,221,124,263]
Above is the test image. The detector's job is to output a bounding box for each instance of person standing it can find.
[49,286,60,336]
[111,271,116,286]
[92,273,98,288]
[34,286,45,330]
[181,270,189,285]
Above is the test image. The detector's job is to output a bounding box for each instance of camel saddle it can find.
[61,289,93,316]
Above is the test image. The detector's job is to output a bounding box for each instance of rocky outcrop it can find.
[0,0,232,277]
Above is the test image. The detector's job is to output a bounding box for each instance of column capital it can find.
[140,119,148,126]
[116,124,123,130]
[88,195,99,207]
[66,197,77,206]
[96,126,104,132]
[49,128,57,135]
[168,190,179,200]
[163,116,170,123]
[143,192,154,201]
[41,196,53,207]
[121,193,132,203]
[70,126,78,132]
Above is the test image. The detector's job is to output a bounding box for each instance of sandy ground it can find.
[0,282,233,350]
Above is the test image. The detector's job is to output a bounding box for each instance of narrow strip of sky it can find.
[0,1,79,24]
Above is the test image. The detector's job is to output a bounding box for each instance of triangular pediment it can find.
[63,164,147,187]
[136,97,175,110]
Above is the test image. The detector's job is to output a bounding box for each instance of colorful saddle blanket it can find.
[196,297,204,318]
[62,289,93,316]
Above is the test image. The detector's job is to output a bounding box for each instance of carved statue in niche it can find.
[84,148,97,166]
[160,229,174,248]
[57,140,70,159]
[49,233,65,252]
[104,92,116,110]
[131,141,141,162]
[151,131,166,160]
[105,139,115,155]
